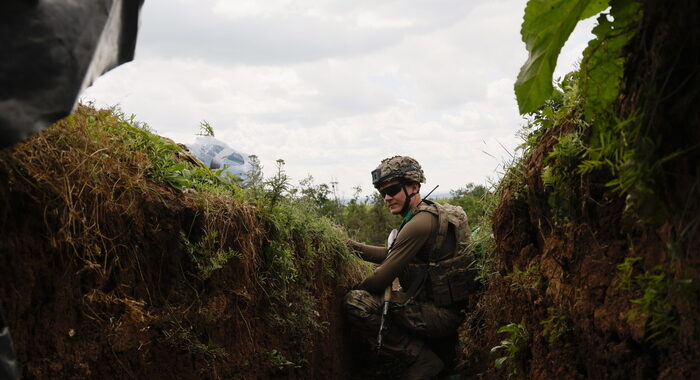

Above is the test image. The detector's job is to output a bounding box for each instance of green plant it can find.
[515,0,611,114]
[455,181,500,283]
[541,308,569,346]
[543,131,587,222]
[198,120,215,137]
[99,112,240,195]
[508,264,544,292]
[263,159,291,210]
[180,230,241,279]
[491,321,530,376]
[615,256,642,291]
[161,305,229,362]
[499,156,529,201]
[465,224,496,283]
[624,266,679,344]
[267,349,298,370]
[515,0,671,225]
[237,164,372,345]
[578,0,642,123]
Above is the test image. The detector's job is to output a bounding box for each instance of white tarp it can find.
[186,136,250,179]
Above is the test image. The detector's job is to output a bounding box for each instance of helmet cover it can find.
[371,156,426,188]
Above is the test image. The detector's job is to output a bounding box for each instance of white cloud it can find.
[82,0,598,197]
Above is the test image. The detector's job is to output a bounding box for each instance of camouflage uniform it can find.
[345,157,469,379]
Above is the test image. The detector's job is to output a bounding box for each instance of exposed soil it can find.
[2,1,699,379]
[0,109,359,379]
[457,1,700,378]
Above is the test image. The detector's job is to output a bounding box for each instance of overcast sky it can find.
[82,0,597,198]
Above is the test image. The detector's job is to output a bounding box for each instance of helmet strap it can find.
[400,183,419,215]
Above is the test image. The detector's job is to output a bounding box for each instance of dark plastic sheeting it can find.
[0,1,143,378]
[0,0,144,149]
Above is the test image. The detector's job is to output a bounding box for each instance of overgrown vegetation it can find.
[0,104,372,376]
[459,0,700,377]
[491,321,530,377]
[540,308,569,346]
[515,0,669,226]
[615,257,682,344]
[508,264,544,292]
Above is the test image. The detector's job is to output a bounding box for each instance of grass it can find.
[1,103,370,374]
[508,264,544,292]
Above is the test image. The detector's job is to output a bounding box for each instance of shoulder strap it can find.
[408,200,452,263]
[431,204,450,263]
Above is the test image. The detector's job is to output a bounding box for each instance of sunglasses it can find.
[379,183,403,198]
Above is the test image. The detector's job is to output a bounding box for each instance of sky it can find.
[82,0,598,198]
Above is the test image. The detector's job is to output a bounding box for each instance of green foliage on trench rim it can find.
[94,109,241,196]
[238,157,372,337]
[515,0,678,226]
[69,104,371,362]
[509,0,694,350]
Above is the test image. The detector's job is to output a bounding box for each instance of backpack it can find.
[413,200,480,306]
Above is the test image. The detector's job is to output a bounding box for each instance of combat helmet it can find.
[371,156,426,189]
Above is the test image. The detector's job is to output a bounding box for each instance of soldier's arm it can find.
[347,240,388,264]
[356,212,433,294]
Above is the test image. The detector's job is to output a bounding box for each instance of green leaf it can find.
[580,0,643,121]
[581,0,610,19]
[495,356,509,369]
[515,0,598,114]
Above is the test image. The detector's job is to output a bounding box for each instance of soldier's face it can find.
[379,181,419,214]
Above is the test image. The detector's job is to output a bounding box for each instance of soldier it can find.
[344,156,470,380]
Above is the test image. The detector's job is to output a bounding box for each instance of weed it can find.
[2,103,373,376]
[616,258,681,345]
[466,224,496,283]
[267,349,299,370]
[491,321,530,377]
[161,305,229,362]
[542,131,586,222]
[95,108,240,195]
[540,308,568,346]
[499,157,528,201]
[508,264,544,292]
[180,230,241,279]
[264,159,291,210]
[453,182,498,283]
[236,160,371,346]
[624,266,679,344]
[198,120,215,137]
[615,256,642,291]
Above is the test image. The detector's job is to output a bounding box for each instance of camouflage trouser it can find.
[343,289,463,363]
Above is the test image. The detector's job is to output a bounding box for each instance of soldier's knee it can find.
[343,289,373,317]
[344,289,384,325]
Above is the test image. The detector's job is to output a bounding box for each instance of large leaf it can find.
[581,0,610,19]
[515,0,610,114]
[580,0,642,121]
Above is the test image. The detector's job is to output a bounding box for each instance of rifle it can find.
[376,185,439,351]
[376,285,392,351]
